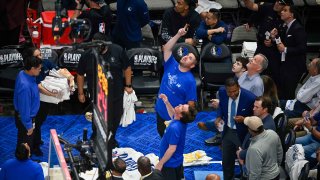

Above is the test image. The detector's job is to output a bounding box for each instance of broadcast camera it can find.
[52,0,91,43]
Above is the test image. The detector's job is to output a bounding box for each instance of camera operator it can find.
[72,0,112,41]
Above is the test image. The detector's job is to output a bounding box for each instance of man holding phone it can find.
[294,111,320,160]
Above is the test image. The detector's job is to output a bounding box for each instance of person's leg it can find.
[161,166,178,180]
[156,113,166,137]
[222,128,240,180]
[33,101,50,151]
[111,97,123,146]
[285,101,310,118]
[15,112,33,151]
[303,140,320,160]
[295,134,313,146]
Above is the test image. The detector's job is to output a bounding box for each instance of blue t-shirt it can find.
[159,120,187,168]
[155,55,197,120]
[0,158,44,180]
[14,71,40,130]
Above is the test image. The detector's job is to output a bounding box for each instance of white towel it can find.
[120,90,138,127]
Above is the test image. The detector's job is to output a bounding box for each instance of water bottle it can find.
[32,29,40,48]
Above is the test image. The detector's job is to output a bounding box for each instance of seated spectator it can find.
[205,173,221,180]
[195,8,227,48]
[295,111,320,160]
[0,143,44,180]
[261,75,280,116]
[232,56,249,80]
[108,158,126,180]
[238,53,268,97]
[244,116,283,179]
[137,156,163,180]
[281,58,320,118]
[237,96,276,169]
[159,0,201,46]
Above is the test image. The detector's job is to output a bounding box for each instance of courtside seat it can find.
[199,42,232,109]
[126,47,162,95]
[58,48,84,76]
[0,49,24,91]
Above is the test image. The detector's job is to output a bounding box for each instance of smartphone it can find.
[185,24,190,32]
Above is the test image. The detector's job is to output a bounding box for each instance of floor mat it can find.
[0,111,223,180]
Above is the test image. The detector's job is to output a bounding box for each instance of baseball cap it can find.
[244,116,263,131]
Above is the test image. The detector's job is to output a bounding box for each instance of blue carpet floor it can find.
[0,112,225,180]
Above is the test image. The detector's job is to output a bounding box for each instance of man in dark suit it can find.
[214,78,256,180]
[138,156,163,180]
[276,5,307,99]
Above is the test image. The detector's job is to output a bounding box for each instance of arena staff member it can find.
[14,56,42,155]
[0,143,44,180]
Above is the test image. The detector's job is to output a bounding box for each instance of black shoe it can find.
[32,148,43,156]
[205,135,222,146]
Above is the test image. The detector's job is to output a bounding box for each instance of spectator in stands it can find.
[137,156,163,180]
[280,58,320,119]
[156,93,196,180]
[0,143,44,180]
[275,4,307,99]
[261,75,280,116]
[111,0,149,50]
[244,116,283,180]
[155,27,198,137]
[159,0,201,46]
[195,8,227,48]
[238,53,268,97]
[205,173,221,180]
[0,0,27,47]
[197,57,249,146]
[236,96,276,173]
[22,47,59,156]
[111,158,127,180]
[241,0,287,95]
[294,111,320,160]
[72,0,112,41]
[213,78,256,180]
[232,56,249,80]
[14,56,42,155]
[76,32,133,169]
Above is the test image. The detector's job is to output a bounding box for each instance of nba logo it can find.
[99,23,105,33]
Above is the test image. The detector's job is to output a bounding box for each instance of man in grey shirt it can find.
[244,116,283,180]
[238,53,268,96]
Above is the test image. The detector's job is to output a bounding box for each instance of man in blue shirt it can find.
[0,143,44,180]
[155,26,198,137]
[156,93,196,180]
[14,56,42,153]
[112,0,149,49]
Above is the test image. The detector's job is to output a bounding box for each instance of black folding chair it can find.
[126,47,163,95]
